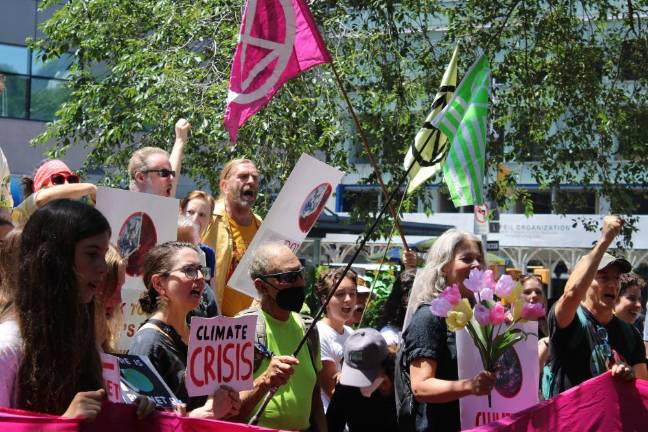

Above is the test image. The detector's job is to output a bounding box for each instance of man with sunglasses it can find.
[546,215,647,397]
[234,243,326,432]
[128,118,191,197]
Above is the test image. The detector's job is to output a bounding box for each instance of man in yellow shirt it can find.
[202,158,262,316]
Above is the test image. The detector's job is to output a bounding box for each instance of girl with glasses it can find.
[12,160,96,227]
[129,241,240,419]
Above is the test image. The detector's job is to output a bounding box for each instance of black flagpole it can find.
[249,148,437,425]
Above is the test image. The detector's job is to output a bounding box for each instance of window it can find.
[620,39,648,81]
[0,74,28,118]
[514,189,551,214]
[30,78,69,121]
[0,44,29,75]
[339,186,380,212]
[554,189,596,214]
[0,43,71,122]
[438,188,473,213]
[610,189,648,215]
[31,51,74,79]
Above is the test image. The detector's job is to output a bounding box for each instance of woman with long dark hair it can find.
[0,199,152,420]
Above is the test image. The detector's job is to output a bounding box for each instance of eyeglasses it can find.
[142,169,176,178]
[48,173,80,186]
[259,267,304,284]
[165,265,209,280]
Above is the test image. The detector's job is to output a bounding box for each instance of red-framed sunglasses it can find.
[47,173,80,186]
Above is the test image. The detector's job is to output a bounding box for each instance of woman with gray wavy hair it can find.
[395,229,495,432]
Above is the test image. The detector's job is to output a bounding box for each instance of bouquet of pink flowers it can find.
[430,269,545,406]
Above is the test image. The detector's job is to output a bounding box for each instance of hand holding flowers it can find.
[430,269,545,406]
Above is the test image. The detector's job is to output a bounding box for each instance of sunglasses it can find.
[143,168,176,178]
[165,265,209,280]
[260,267,304,284]
[49,173,80,186]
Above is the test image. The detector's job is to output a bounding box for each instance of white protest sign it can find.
[474,204,489,235]
[186,315,257,396]
[457,321,539,429]
[100,353,122,403]
[96,187,179,352]
[228,153,344,297]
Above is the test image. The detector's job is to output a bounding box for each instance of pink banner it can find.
[224,0,331,144]
[465,371,648,431]
[0,402,286,431]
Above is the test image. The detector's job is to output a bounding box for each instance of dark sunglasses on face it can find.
[49,173,80,186]
[143,168,176,178]
[260,267,304,284]
[165,265,209,280]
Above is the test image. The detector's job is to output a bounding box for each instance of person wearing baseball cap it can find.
[545,215,647,398]
[12,160,96,227]
[326,328,398,432]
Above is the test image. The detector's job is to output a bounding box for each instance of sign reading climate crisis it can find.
[186,315,256,396]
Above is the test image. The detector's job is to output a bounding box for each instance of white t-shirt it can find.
[380,324,401,347]
[0,316,22,408]
[317,321,353,412]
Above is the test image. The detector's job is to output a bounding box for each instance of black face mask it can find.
[274,285,306,312]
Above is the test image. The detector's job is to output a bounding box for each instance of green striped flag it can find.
[432,54,490,207]
[403,46,459,195]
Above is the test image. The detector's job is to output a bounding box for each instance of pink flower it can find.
[441,283,461,306]
[495,275,515,299]
[521,302,545,320]
[474,303,491,326]
[489,302,507,325]
[484,270,497,290]
[463,268,484,293]
[479,287,494,302]
[430,298,452,317]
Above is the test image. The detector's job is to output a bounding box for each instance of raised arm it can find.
[554,215,623,329]
[35,183,97,207]
[169,118,191,198]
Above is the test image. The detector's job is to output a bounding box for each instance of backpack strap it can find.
[237,307,271,372]
[237,307,319,373]
[298,313,320,373]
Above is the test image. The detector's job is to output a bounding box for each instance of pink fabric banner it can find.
[465,371,648,431]
[224,0,331,144]
[0,402,287,431]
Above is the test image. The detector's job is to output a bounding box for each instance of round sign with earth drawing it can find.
[118,211,157,277]
[494,346,523,398]
[298,182,332,233]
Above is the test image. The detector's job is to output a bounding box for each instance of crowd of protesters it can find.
[1,123,648,431]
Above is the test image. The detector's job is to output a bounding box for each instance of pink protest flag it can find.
[224,0,332,144]
[465,372,648,431]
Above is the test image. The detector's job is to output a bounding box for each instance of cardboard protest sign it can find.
[228,154,344,298]
[116,354,182,408]
[457,321,539,429]
[100,353,122,403]
[186,315,257,396]
[96,187,178,351]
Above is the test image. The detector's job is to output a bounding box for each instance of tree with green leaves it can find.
[32,0,648,240]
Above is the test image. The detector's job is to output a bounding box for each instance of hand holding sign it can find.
[187,315,256,396]
[62,389,105,421]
